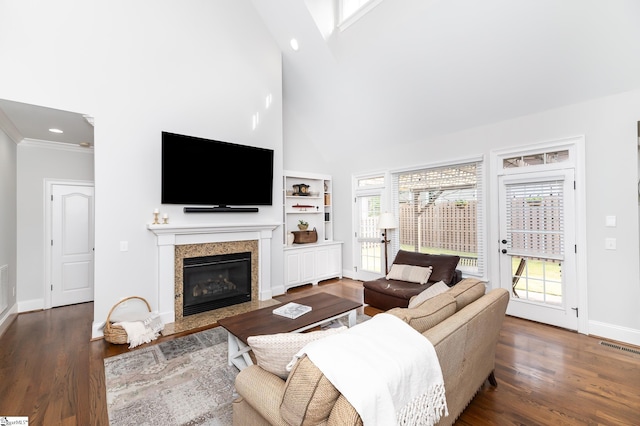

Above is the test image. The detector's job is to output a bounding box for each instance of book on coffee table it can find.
[273,302,312,319]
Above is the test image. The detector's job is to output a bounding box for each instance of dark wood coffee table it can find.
[217,293,361,370]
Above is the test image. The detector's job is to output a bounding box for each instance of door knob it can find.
[501,249,507,254]
[501,239,507,244]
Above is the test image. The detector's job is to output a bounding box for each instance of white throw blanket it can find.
[114,313,164,349]
[288,313,448,426]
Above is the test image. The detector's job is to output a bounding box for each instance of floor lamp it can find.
[377,212,398,275]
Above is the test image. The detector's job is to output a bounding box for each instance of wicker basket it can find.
[103,296,152,344]
[292,228,318,244]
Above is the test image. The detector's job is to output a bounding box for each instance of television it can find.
[161,131,274,212]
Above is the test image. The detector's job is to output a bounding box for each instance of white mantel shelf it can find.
[147,222,280,236]
[147,221,280,326]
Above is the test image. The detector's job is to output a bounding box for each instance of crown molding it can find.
[0,107,24,144]
[19,138,94,154]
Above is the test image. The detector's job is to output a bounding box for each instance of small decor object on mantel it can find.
[153,209,160,225]
[273,302,312,319]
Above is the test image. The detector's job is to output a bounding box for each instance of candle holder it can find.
[162,216,169,225]
[153,211,160,225]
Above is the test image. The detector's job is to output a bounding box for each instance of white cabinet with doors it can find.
[284,242,343,290]
[283,170,342,289]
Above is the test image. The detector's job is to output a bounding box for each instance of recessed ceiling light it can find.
[49,128,63,134]
[290,38,299,51]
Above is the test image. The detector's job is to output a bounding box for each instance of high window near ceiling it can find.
[391,159,485,276]
[339,0,384,29]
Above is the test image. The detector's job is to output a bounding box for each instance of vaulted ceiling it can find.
[254,0,640,154]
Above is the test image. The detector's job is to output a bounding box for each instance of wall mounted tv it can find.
[161,131,274,213]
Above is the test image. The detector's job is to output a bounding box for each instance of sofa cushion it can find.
[392,250,461,285]
[408,280,449,308]
[387,293,457,333]
[280,355,341,425]
[386,264,433,284]
[247,327,346,379]
[446,278,486,311]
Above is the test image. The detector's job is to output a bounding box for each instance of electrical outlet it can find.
[120,241,129,252]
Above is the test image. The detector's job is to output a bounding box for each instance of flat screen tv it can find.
[161,131,274,211]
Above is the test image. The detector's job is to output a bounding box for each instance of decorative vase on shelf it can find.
[287,232,295,246]
[298,224,309,231]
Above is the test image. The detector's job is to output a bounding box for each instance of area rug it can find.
[104,313,370,425]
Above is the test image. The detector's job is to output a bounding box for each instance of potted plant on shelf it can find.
[298,219,309,230]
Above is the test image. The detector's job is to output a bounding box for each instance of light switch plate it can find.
[605,216,616,227]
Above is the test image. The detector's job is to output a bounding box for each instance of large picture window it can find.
[391,159,484,276]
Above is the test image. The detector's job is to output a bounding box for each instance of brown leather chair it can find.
[363,250,462,311]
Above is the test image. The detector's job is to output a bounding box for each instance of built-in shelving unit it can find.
[282,170,342,290]
[283,170,333,242]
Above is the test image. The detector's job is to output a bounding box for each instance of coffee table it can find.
[217,293,362,370]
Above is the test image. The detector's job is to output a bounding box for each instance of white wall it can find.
[0,129,17,322]
[16,142,94,310]
[0,0,284,337]
[284,88,640,345]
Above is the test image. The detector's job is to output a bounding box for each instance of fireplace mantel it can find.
[148,222,280,237]
[147,222,279,325]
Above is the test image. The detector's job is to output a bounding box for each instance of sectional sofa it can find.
[233,279,510,425]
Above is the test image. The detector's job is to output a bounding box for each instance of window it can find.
[391,159,485,276]
[339,0,384,28]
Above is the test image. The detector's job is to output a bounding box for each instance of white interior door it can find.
[353,193,383,281]
[51,184,95,307]
[498,169,578,330]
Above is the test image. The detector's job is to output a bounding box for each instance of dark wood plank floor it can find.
[1,278,639,425]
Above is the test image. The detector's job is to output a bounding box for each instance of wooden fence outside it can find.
[398,201,478,254]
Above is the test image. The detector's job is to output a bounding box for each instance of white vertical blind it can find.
[505,180,564,259]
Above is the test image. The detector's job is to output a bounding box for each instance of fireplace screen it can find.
[183,252,251,316]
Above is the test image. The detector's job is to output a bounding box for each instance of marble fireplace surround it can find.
[148,222,280,333]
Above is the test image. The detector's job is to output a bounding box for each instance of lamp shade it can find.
[377,212,397,229]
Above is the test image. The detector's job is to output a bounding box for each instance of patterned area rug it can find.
[104,327,236,425]
[104,314,370,425]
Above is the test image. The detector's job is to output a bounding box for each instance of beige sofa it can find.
[233,279,509,425]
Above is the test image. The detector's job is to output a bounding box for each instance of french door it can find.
[498,169,578,330]
[353,193,384,281]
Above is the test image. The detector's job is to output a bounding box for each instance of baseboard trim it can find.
[588,320,640,347]
[0,303,18,338]
[18,298,44,313]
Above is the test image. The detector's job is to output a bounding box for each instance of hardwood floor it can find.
[1,278,639,425]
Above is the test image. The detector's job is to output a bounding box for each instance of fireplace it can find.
[182,252,252,316]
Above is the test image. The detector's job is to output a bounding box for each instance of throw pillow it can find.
[247,326,346,379]
[446,278,486,311]
[281,355,341,425]
[386,264,433,284]
[387,293,456,333]
[408,280,449,308]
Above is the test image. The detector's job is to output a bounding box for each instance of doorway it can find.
[46,181,95,308]
[353,192,384,281]
[493,138,587,332]
[498,169,578,330]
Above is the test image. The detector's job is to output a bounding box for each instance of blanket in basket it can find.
[114,314,164,348]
